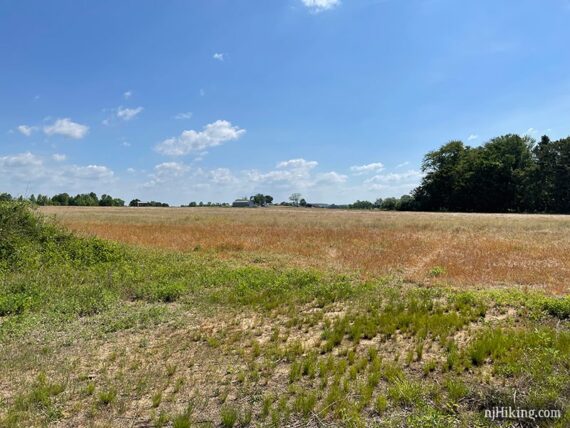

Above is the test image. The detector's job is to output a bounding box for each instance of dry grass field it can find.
[41,206,570,294]
[2,204,569,427]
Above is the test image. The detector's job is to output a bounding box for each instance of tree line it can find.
[347,133,570,213]
[0,192,126,207]
[413,134,570,213]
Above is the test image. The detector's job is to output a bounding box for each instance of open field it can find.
[41,206,570,294]
[1,204,569,427]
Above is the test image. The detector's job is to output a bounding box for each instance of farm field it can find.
[1,204,570,427]
[41,205,570,294]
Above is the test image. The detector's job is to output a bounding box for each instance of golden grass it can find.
[40,206,570,294]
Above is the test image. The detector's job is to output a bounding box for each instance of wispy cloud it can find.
[123,90,133,99]
[213,52,224,61]
[302,0,340,13]
[117,106,143,121]
[350,162,384,175]
[175,112,193,120]
[467,134,479,141]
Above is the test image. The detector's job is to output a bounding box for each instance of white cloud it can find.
[526,127,537,135]
[68,165,114,180]
[121,141,131,147]
[302,0,340,12]
[0,152,115,193]
[17,125,36,136]
[246,158,322,187]
[213,53,224,61]
[0,152,42,169]
[43,118,89,139]
[396,161,410,168]
[467,134,479,141]
[123,90,133,99]
[350,162,384,175]
[117,106,143,121]
[316,171,347,184]
[175,112,193,120]
[154,162,189,176]
[364,170,423,191]
[156,120,246,156]
[209,168,237,185]
[277,158,318,170]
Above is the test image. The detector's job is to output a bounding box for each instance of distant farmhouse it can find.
[232,198,254,208]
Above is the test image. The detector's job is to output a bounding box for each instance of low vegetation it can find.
[1,203,569,426]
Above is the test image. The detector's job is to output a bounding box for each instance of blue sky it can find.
[2,0,570,204]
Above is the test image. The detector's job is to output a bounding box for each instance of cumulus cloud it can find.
[277,158,318,170]
[17,125,36,136]
[209,168,237,185]
[154,162,189,176]
[213,53,224,61]
[364,170,423,191]
[43,118,89,139]
[67,164,114,180]
[467,134,479,141]
[156,120,245,156]
[175,112,193,120]
[0,152,42,168]
[350,162,384,175]
[316,171,347,184]
[302,0,340,12]
[117,106,143,121]
[0,152,115,194]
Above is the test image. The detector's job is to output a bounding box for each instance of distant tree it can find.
[0,193,13,202]
[299,198,307,207]
[188,201,197,207]
[264,195,274,205]
[129,199,140,207]
[350,200,374,210]
[99,194,114,206]
[381,198,398,210]
[289,193,301,206]
[396,195,415,211]
[52,193,70,206]
[36,194,51,205]
[374,198,383,208]
[251,193,267,206]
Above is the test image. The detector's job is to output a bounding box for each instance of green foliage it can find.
[220,405,239,427]
[414,134,570,213]
[97,388,117,406]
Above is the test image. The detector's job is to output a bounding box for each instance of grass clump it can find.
[220,404,239,427]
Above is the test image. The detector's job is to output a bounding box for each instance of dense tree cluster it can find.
[413,134,570,213]
[349,195,415,211]
[25,192,125,207]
